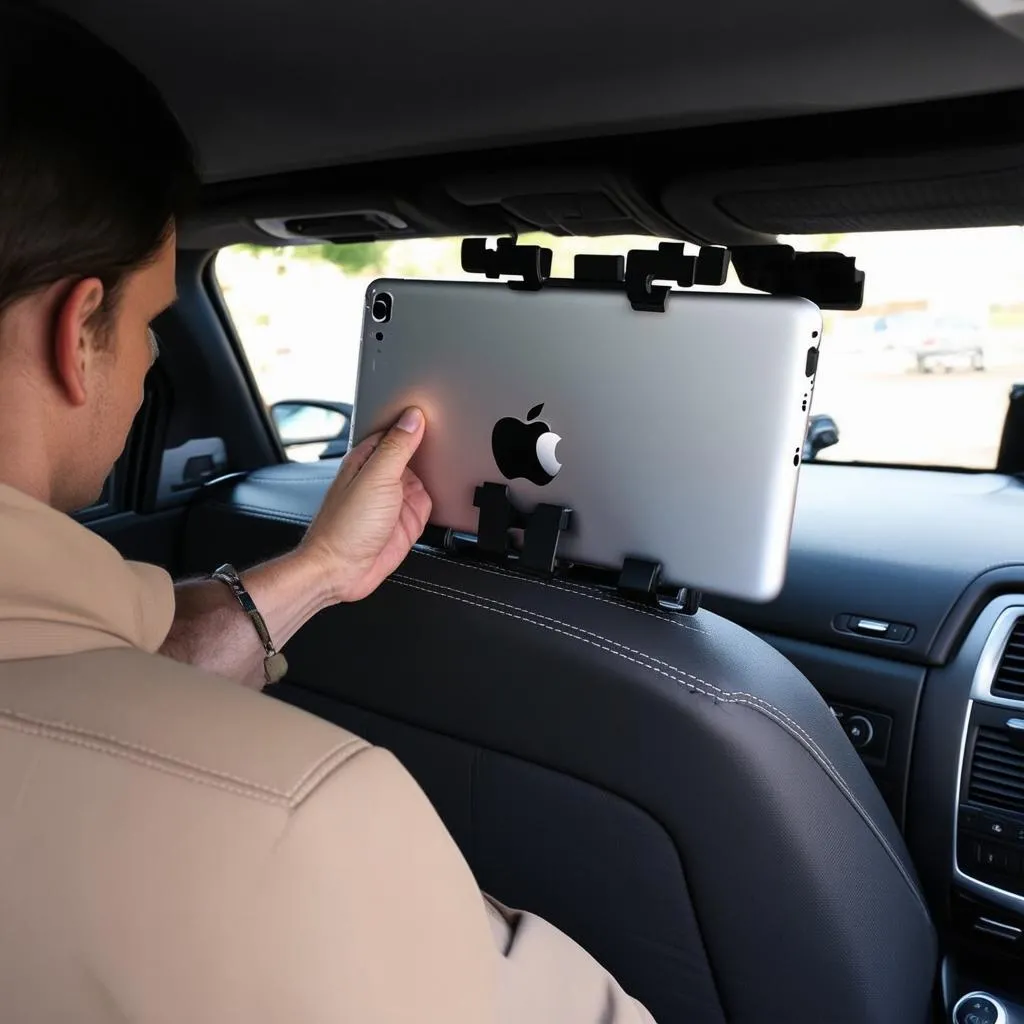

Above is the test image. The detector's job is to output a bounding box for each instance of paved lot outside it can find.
[812,331,1024,468]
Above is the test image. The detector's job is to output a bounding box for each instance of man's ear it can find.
[53,278,106,407]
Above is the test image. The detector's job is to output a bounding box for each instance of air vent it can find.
[992,617,1024,699]
[968,727,1024,814]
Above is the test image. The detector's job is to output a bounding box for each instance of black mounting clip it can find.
[459,236,864,311]
[617,556,702,615]
[624,243,731,312]
[473,482,572,574]
[731,245,865,311]
[471,481,702,614]
[461,237,553,291]
[573,253,626,285]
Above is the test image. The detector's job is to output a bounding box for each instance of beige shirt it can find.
[0,483,174,659]
[0,483,655,1023]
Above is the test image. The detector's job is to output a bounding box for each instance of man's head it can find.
[0,4,197,511]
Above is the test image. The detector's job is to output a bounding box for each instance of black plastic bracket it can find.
[459,236,863,310]
[573,253,625,284]
[617,556,702,614]
[460,238,553,291]
[467,484,700,611]
[622,243,733,312]
[617,556,663,599]
[996,382,1024,475]
[473,482,572,574]
[731,245,865,310]
[625,243,695,311]
[694,246,732,287]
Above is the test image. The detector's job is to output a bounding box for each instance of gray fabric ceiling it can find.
[45,0,1024,184]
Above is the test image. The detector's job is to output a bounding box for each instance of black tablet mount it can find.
[468,482,702,615]
[448,236,863,613]
[459,236,865,311]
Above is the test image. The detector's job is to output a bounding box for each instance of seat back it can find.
[183,468,937,1023]
[270,550,937,1023]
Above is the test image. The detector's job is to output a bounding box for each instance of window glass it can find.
[215,227,1024,468]
[790,227,1024,469]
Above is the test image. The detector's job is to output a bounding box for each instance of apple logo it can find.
[491,403,563,486]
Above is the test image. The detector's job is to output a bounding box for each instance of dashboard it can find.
[707,463,1024,667]
[711,462,1024,1008]
[192,456,1024,1007]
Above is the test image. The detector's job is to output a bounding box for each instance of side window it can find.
[214,244,381,460]
[214,236,665,460]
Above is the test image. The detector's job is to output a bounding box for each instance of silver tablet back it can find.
[353,279,821,601]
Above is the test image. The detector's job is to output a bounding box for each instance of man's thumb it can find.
[363,407,425,478]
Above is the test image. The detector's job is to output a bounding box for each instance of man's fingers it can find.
[403,471,432,518]
[398,486,433,545]
[401,465,427,494]
[360,407,426,482]
[338,431,384,481]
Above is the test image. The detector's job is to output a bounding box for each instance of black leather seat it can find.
[185,465,938,1024]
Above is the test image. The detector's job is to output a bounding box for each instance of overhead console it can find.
[440,166,682,242]
[180,164,692,251]
[178,85,1024,252]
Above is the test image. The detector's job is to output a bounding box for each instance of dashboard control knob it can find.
[845,714,874,750]
[952,991,1007,1024]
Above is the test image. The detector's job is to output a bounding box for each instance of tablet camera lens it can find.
[371,292,393,324]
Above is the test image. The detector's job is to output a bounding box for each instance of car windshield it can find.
[215,225,1024,470]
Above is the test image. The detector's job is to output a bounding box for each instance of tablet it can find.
[352,278,822,602]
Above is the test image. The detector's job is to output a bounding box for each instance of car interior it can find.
[36,0,1024,1020]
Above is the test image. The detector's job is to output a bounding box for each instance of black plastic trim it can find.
[193,250,284,468]
[932,567,1024,665]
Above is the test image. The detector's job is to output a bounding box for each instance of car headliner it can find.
[44,0,1024,185]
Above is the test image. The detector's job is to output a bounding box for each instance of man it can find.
[0,4,655,1021]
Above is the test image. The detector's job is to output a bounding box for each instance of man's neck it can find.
[0,322,62,508]
[0,389,82,510]
[0,411,55,508]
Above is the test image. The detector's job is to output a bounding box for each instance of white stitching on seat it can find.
[388,575,930,916]
[393,573,838,774]
[414,545,603,592]
[393,574,887,848]
[414,547,671,602]
[391,575,726,694]
[410,549,709,636]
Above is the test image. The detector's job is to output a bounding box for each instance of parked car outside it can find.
[874,311,986,372]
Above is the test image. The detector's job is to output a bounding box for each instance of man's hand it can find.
[298,407,432,604]
[162,408,430,686]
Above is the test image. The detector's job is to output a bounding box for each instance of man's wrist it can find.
[276,544,345,611]
[210,564,289,684]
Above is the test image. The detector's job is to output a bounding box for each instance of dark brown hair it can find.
[0,3,198,320]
